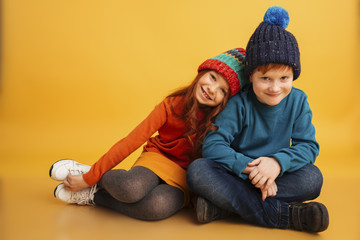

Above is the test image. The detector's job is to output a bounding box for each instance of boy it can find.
[186,6,329,232]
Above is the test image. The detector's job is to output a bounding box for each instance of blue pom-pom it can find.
[263,6,289,29]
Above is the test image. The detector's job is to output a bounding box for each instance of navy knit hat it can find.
[244,6,301,80]
[198,48,246,97]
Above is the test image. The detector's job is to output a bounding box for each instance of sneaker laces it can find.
[68,163,90,176]
[70,184,98,205]
[69,168,87,176]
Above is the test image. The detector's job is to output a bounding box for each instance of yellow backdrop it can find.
[0,0,359,177]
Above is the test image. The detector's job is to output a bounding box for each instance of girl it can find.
[49,48,246,221]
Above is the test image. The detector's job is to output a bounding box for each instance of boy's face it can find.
[250,67,293,106]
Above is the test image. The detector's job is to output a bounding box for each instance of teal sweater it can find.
[202,86,319,180]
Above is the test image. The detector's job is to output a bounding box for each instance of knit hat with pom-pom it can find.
[244,6,301,80]
[198,48,246,97]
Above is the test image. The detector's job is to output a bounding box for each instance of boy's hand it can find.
[64,173,90,191]
[247,157,281,195]
[242,165,256,174]
[260,181,278,201]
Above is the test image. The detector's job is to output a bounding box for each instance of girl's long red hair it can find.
[167,70,229,159]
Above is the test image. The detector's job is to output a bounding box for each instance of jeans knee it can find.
[186,158,209,189]
[310,166,323,198]
[302,164,323,199]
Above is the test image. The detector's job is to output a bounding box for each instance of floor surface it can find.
[1,174,359,240]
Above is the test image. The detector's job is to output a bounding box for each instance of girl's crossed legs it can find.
[95,166,184,221]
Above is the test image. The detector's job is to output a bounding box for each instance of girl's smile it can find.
[200,86,212,100]
[195,71,229,107]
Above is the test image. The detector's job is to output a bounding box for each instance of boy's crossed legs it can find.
[187,158,329,232]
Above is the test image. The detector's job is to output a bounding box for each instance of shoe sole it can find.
[196,197,207,223]
[53,185,57,197]
[196,197,213,224]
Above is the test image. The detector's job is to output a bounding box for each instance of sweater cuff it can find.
[270,152,290,176]
[82,171,97,186]
[232,156,253,180]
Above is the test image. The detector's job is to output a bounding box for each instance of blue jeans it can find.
[186,158,323,229]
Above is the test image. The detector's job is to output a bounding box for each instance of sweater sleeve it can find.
[202,97,254,180]
[82,99,168,186]
[270,97,319,176]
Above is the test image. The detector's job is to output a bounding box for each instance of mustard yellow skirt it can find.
[132,151,190,207]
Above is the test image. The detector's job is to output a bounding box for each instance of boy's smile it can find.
[250,67,293,106]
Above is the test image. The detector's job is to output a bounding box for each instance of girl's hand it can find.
[64,173,90,191]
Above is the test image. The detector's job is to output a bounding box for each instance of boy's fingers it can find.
[249,168,258,180]
[262,190,267,201]
[262,178,275,192]
[251,173,262,185]
[243,166,253,174]
[255,177,267,188]
[248,158,261,167]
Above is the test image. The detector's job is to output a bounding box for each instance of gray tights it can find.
[94,166,184,221]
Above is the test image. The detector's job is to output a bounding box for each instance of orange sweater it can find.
[83,96,201,186]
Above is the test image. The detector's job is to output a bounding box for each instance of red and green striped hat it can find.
[198,48,246,97]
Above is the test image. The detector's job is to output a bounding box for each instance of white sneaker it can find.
[49,159,91,181]
[54,183,98,205]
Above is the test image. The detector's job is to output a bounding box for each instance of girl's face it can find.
[250,67,293,106]
[195,71,229,107]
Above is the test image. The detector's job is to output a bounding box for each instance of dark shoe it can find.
[196,197,230,223]
[289,202,329,232]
